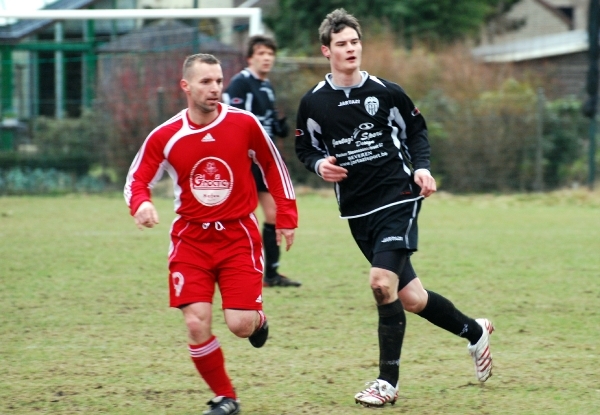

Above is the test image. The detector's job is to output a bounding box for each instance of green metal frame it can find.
[0,20,98,150]
[0,22,98,119]
[0,46,14,150]
[1,45,14,116]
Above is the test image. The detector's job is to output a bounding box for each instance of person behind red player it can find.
[223,35,301,288]
[124,53,298,415]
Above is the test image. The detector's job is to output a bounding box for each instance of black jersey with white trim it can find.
[295,71,431,218]
[223,68,288,140]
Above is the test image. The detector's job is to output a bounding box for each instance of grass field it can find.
[1,190,599,414]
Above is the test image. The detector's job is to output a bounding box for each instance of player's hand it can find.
[276,228,295,251]
[134,201,160,230]
[318,156,348,182]
[414,169,437,198]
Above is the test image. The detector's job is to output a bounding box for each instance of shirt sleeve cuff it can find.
[314,159,325,178]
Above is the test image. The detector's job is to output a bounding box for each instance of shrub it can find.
[0,167,106,195]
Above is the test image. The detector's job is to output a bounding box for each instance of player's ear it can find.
[180,78,189,92]
[321,45,330,59]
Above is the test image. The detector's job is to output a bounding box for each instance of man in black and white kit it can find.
[295,8,494,407]
[224,35,301,288]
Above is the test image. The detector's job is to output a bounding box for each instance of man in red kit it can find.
[124,53,297,415]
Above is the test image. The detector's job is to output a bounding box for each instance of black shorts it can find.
[252,163,268,193]
[348,200,422,264]
[371,249,419,291]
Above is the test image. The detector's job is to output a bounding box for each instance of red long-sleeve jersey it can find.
[124,104,297,229]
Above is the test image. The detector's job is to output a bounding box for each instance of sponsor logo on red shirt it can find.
[190,157,233,206]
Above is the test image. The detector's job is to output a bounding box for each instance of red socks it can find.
[189,336,236,399]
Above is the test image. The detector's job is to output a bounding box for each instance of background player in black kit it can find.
[295,9,494,407]
[224,35,301,288]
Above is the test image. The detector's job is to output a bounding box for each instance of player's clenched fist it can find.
[318,156,348,182]
[134,201,160,229]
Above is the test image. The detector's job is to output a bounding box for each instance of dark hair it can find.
[318,8,362,46]
[182,53,221,78]
[246,35,277,58]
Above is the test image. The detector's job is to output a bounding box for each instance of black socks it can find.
[416,290,483,345]
[262,223,279,279]
[377,299,406,387]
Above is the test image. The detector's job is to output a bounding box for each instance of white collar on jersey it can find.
[326,71,369,90]
[325,71,369,98]
[182,103,228,132]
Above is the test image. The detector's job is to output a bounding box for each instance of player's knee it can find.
[400,288,428,313]
[370,270,395,305]
[370,280,394,305]
[370,268,390,285]
[371,285,392,305]
[226,315,255,338]
[229,325,252,338]
[184,315,210,338]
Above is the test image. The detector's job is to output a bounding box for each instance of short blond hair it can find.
[182,53,221,79]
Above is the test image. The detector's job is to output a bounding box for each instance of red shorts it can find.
[167,213,264,310]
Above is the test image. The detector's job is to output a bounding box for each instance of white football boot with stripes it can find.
[354,379,398,407]
[467,318,495,382]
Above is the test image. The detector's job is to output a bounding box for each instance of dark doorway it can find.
[38,51,55,117]
[37,51,83,117]
[65,52,82,117]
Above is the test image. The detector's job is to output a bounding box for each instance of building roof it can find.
[534,0,573,28]
[472,29,590,62]
[0,0,100,43]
